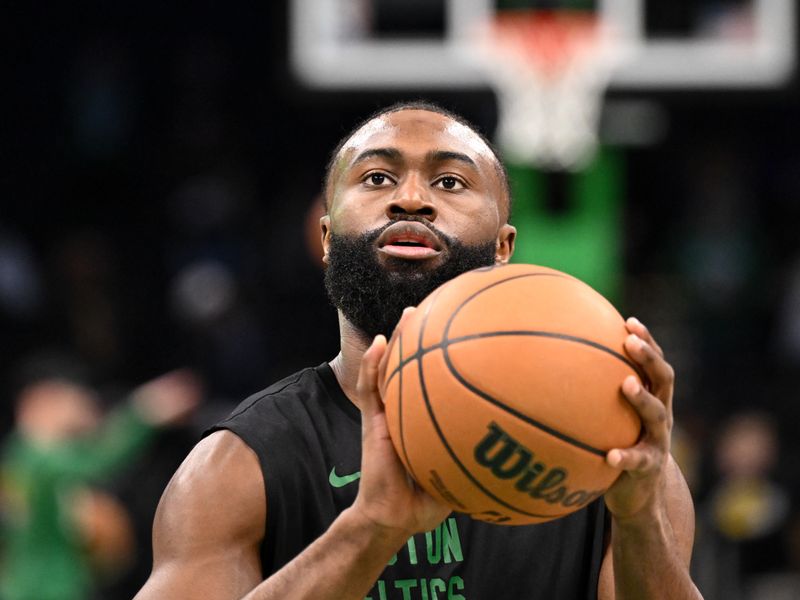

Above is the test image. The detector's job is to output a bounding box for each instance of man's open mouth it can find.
[376,221,444,260]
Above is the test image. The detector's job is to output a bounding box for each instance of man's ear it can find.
[495,224,516,264]
[320,215,331,265]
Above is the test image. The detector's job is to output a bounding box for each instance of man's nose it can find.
[387,174,436,219]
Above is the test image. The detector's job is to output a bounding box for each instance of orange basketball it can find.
[381,263,642,525]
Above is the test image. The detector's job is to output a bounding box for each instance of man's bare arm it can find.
[597,318,702,600]
[134,431,265,599]
[598,456,700,599]
[137,331,450,600]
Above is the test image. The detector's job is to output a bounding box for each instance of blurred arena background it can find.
[2,1,800,598]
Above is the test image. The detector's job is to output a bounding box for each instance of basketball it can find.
[381,263,642,525]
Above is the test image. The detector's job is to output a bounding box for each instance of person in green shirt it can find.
[0,370,200,600]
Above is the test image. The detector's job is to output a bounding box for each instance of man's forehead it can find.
[341,109,494,162]
[326,108,509,221]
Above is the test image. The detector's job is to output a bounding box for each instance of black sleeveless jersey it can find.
[205,363,608,600]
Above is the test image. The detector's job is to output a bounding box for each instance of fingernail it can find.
[628,316,642,327]
[627,334,642,351]
[607,449,622,467]
[625,376,641,395]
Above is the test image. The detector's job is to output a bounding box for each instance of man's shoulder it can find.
[148,429,266,573]
[204,363,353,453]
[233,366,319,414]
[220,365,328,425]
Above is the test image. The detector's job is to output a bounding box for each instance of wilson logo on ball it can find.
[474,422,604,509]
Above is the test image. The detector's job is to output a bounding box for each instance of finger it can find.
[395,306,417,333]
[357,335,388,421]
[606,445,660,474]
[625,317,663,357]
[624,334,674,403]
[622,375,671,445]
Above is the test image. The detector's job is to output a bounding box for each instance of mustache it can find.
[362,217,454,248]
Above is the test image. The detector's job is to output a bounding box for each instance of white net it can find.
[463,14,628,171]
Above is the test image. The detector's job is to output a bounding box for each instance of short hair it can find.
[322,100,512,220]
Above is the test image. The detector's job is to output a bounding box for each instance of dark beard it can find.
[324,220,497,341]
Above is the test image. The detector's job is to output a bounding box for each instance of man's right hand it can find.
[350,307,451,539]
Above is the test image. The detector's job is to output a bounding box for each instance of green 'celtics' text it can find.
[366,517,465,600]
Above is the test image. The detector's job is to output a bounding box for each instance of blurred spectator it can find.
[0,369,201,600]
[693,412,792,599]
[169,258,270,398]
[677,144,763,352]
[164,170,272,399]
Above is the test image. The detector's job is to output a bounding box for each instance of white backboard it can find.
[289,0,796,90]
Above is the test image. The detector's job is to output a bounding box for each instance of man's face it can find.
[322,109,516,339]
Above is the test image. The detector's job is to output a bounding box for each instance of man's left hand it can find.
[604,317,674,522]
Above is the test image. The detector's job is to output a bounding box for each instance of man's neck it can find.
[329,313,371,408]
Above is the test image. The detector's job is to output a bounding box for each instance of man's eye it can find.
[436,176,464,191]
[366,173,391,186]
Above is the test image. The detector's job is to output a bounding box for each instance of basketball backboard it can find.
[289,0,796,90]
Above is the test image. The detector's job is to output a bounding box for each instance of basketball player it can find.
[135,102,702,599]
